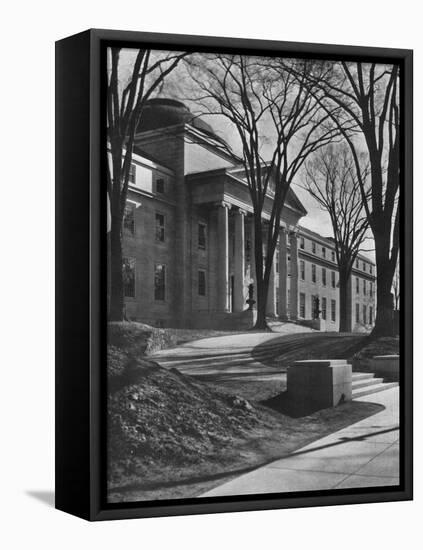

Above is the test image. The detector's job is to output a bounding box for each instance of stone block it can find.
[370,355,400,382]
[287,360,352,415]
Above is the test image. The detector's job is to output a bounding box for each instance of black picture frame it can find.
[55,28,413,521]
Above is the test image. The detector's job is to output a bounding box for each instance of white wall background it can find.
[0,1,420,547]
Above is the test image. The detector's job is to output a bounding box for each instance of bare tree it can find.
[292,61,400,336]
[304,144,371,331]
[107,48,188,321]
[187,55,340,329]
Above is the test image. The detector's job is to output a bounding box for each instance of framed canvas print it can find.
[55,29,413,521]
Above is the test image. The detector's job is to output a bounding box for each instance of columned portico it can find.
[278,227,288,319]
[233,208,246,312]
[216,201,230,312]
[289,230,299,320]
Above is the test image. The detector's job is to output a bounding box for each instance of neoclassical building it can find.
[116,98,376,332]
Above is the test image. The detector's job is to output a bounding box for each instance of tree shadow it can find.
[252,332,369,368]
[26,490,55,508]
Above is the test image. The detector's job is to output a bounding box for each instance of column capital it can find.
[234,207,247,217]
[214,200,232,210]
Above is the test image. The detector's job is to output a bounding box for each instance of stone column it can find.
[233,208,246,312]
[216,202,230,312]
[289,230,299,320]
[278,227,288,319]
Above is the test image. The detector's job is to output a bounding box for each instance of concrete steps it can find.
[153,347,398,399]
[352,372,398,399]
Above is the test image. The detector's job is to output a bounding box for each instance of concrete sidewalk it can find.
[200,387,400,497]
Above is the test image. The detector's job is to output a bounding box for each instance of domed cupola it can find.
[137,98,226,145]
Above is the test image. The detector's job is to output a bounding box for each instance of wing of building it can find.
[110,98,376,332]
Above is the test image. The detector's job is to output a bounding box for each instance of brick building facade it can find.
[110,98,376,332]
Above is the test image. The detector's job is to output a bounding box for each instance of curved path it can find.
[149,331,367,382]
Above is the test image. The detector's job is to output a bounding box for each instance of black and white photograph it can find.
[106,45,405,504]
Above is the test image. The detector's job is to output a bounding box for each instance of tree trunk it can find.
[254,277,270,330]
[109,214,125,321]
[338,264,350,333]
[372,267,394,337]
[372,231,395,337]
[252,220,270,330]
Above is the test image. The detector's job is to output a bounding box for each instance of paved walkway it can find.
[200,387,400,497]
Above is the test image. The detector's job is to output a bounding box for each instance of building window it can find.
[299,293,306,318]
[123,202,135,235]
[288,255,291,277]
[123,257,135,298]
[370,265,373,275]
[156,178,165,194]
[331,299,336,322]
[331,250,336,262]
[363,261,366,272]
[363,304,367,325]
[312,295,320,320]
[275,250,280,274]
[356,277,360,294]
[129,163,136,184]
[331,271,336,288]
[311,264,316,283]
[363,279,367,295]
[322,268,327,286]
[300,237,305,249]
[154,264,166,301]
[155,213,165,242]
[322,247,326,258]
[322,297,327,320]
[198,270,206,296]
[369,306,373,325]
[198,223,207,250]
[356,259,359,269]
[356,303,360,323]
[312,241,316,254]
[370,282,373,297]
[300,260,305,280]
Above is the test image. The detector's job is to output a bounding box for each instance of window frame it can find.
[299,292,306,318]
[128,163,136,184]
[198,222,207,250]
[198,269,207,297]
[122,256,136,298]
[331,299,336,322]
[154,262,166,301]
[123,201,136,235]
[322,297,327,320]
[156,177,165,194]
[155,212,166,243]
[300,259,305,280]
